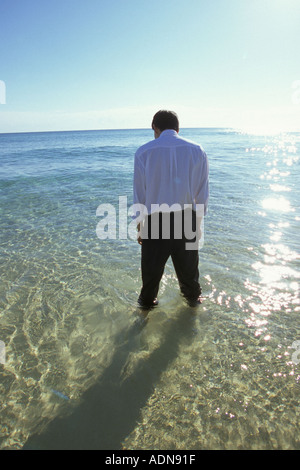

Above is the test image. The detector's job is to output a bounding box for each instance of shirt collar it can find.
[159,129,178,138]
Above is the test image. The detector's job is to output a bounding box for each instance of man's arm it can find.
[133,154,146,244]
[195,151,209,215]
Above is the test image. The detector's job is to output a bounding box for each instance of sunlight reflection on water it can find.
[261,196,294,213]
[0,129,299,450]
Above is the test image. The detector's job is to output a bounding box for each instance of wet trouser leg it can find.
[138,211,201,307]
[170,239,201,303]
[139,238,170,306]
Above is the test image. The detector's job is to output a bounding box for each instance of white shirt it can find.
[133,129,209,216]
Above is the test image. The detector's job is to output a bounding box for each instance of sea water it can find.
[0,128,299,449]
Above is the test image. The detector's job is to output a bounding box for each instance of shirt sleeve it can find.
[194,151,209,215]
[133,152,146,206]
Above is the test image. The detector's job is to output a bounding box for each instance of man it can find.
[133,110,209,308]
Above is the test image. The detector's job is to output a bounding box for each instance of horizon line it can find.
[0,126,233,136]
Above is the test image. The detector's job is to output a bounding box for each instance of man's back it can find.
[134,129,209,215]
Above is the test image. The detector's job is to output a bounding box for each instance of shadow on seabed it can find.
[23,305,200,450]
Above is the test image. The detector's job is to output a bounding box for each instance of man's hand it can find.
[137,223,142,245]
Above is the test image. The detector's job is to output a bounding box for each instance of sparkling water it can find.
[0,128,299,449]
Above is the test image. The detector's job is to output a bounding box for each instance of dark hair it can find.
[151,110,179,132]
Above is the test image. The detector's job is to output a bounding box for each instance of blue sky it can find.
[0,0,300,133]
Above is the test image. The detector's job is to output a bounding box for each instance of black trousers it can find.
[138,211,201,307]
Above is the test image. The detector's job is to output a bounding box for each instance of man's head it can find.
[152,110,179,138]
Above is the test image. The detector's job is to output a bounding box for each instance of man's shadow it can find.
[23,306,198,450]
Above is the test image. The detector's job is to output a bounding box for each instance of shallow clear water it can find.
[0,128,299,449]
